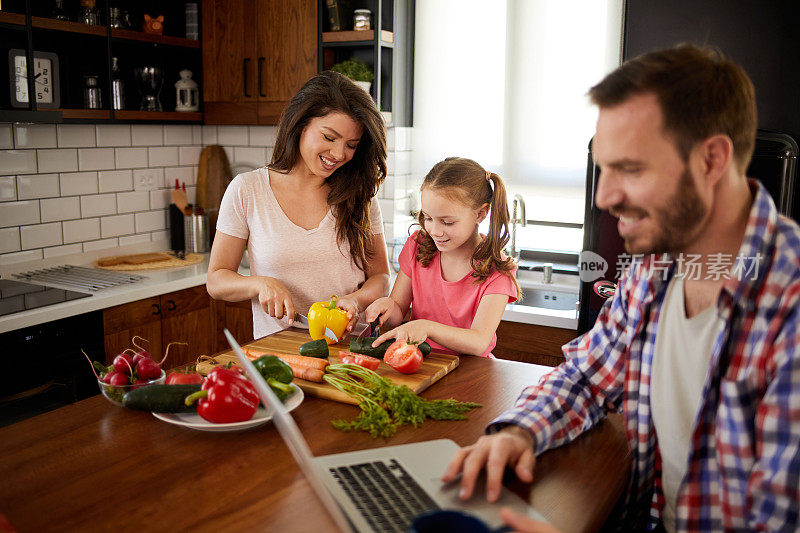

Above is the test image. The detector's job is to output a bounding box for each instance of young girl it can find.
[365,157,520,357]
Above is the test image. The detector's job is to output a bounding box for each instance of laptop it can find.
[224,329,549,533]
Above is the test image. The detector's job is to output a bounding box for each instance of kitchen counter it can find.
[0,346,631,532]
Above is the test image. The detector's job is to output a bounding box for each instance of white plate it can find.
[152,384,304,432]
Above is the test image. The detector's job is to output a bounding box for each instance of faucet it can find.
[510,194,526,261]
[541,262,553,284]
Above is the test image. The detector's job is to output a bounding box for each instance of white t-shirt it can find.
[651,275,722,532]
[216,167,384,339]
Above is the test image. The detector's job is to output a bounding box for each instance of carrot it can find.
[291,366,325,383]
[245,349,328,371]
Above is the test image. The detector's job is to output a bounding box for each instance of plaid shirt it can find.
[490,181,800,531]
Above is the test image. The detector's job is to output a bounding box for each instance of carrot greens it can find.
[323,364,481,438]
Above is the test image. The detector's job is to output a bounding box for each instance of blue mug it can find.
[408,510,513,533]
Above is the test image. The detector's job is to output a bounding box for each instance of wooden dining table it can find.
[0,338,631,533]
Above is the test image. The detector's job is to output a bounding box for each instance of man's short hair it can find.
[588,44,757,173]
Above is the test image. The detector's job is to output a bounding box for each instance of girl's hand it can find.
[364,297,395,326]
[335,295,360,333]
[373,319,429,347]
[255,277,295,321]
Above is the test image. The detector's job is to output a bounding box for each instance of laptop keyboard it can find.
[330,458,439,532]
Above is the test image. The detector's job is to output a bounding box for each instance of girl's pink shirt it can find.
[398,232,518,358]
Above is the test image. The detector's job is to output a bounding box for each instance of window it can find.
[413,0,624,253]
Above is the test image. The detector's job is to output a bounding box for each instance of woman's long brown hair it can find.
[415,157,521,298]
[270,71,387,271]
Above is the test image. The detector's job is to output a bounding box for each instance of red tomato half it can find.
[166,371,204,385]
[383,340,423,374]
[339,351,381,371]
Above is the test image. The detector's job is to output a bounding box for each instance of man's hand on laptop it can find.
[441,425,535,502]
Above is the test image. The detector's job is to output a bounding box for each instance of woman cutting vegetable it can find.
[207,71,391,339]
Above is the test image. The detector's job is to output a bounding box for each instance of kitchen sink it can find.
[518,287,578,311]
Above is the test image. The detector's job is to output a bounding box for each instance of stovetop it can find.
[0,279,92,317]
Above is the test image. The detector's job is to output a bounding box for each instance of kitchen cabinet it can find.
[0,2,203,124]
[319,0,414,126]
[202,0,317,125]
[493,321,577,367]
[103,285,215,368]
[211,298,254,352]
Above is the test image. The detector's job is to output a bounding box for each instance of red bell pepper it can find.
[184,367,259,423]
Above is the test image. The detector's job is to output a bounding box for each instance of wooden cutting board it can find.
[195,329,460,405]
[196,145,232,241]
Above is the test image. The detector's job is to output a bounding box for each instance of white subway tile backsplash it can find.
[78,148,115,171]
[165,166,194,187]
[37,149,78,173]
[234,147,267,167]
[249,126,277,147]
[0,227,20,253]
[131,125,163,146]
[148,146,179,167]
[119,233,151,247]
[80,193,117,217]
[387,150,411,175]
[149,188,171,209]
[14,124,57,149]
[0,200,40,227]
[202,125,217,145]
[41,196,80,222]
[116,191,149,213]
[178,146,202,166]
[101,214,135,237]
[21,222,62,249]
[0,249,43,265]
[133,168,164,190]
[115,147,148,168]
[218,126,248,146]
[186,185,196,204]
[43,243,83,258]
[0,150,38,174]
[63,218,100,243]
[83,237,118,252]
[0,124,12,149]
[135,210,166,232]
[151,230,170,242]
[60,172,98,196]
[17,174,59,200]
[221,146,234,164]
[0,175,16,201]
[191,125,203,144]
[164,125,193,145]
[96,124,131,147]
[99,169,133,192]
[57,124,96,148]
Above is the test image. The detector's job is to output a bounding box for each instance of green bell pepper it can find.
[253,355,295,401]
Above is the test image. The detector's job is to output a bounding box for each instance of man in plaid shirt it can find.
[443,45,800,532]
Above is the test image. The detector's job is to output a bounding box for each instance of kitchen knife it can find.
[294,312,339,343]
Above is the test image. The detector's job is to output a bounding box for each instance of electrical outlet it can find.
[134,169,162,191]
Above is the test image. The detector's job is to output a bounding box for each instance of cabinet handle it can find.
[152,303,161,315]
[258,57,265,97]
[243,58,251,98]
[167,299,177,311]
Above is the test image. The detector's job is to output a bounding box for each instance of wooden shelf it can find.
[31,16,106,36]
[111,28,200,49]
[114,110,202,122]
[322,30,393,44]
[55,108,111,120]
[0,11,25,26]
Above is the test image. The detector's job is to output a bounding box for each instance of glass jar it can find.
[353,9,372,31]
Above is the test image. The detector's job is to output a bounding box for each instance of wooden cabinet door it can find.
[102,297,164,365]
[160,286,215,367]
[493,321,577,367]
[212,298,254,352]
[256,0,317,124]
[202,0,259,123]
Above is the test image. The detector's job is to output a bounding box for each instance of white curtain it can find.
[413,0,624,229]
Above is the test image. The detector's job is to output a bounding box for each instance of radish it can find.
[136,357,162,380]
[113,353,134,375]
[131,336,152,363]
[108,372,129,386]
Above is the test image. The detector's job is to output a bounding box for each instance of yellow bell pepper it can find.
[308,295,349,345]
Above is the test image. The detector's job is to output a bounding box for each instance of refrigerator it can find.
[577,130,798,335]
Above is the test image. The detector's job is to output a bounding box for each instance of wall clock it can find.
[8,49,61,109]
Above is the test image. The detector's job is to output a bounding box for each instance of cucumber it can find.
[298,338,329,359]
[418,342,431,357]
[349,337,393,358]
[122,384,202,413]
